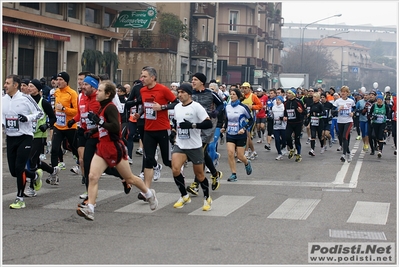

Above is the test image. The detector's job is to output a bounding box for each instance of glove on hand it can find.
[18,114,28,122]
[39,123,50,132]
[179,119,193,129]
[67,119,75,128]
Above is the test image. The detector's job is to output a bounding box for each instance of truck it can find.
[278,73,309,90]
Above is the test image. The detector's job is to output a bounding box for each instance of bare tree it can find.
[282,45,338,86]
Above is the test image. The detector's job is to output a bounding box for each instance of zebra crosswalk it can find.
[3,190,391,225]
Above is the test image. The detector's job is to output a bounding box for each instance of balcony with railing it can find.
[191,40,215,59]
[118,34,178,53]
[192,3,216,19]
[217,55,268,68]
[218,23,264,39]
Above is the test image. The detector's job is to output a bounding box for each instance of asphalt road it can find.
[2,131,397,265]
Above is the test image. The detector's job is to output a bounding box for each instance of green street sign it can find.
[113,7,157,28]
[317,79,323,83]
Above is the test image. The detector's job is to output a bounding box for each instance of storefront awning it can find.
[3,22,70,41]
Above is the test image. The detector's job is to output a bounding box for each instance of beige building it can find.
[217,2,283,88]
[2,3,151,89]
[3,2,284,89]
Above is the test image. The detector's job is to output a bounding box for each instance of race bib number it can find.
[375,114,385,123]
[56,111,66,126]
[144,102,156,120]
[339,108,350,117]
[177,127,190,139]
[310,116,319,126]
[287,109,296,120]
[5,115,19,132]
[227,122,239,135]
[274,117,282,125]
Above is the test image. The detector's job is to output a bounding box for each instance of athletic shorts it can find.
[226,136,247,147]
[171,145,204,165]
[96,140,127,168]
[256,118,266,124]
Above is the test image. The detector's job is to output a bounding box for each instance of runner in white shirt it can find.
[169,83,213,211]
[2,74,44,209]
[333,86,355,163]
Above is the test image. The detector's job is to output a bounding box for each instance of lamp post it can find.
[300,14,342,72]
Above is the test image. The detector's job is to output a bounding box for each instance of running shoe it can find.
[276,154,283,160]
[205,166,211,173]
[153,163,162,181]
[329,139,333,148]
[128,156,133,165]
[122,181,131,194]
[9,198,26,209]
[34,169,43,191]
[256,139,263,143]
[236,158,242,163]
[250,151,258,160]
[137,192,148,202]
[24,187,37,197]
[394,150,397,155]
[377,151,382,158]
[244,150,250,159]
[139,172,144,180]
[79,192,88,199]
[309,149,315,156]
[58,162,66,170]
[295,154,302,162]
[306,138,311,144]
[39,154,46,160]
[187,182,199,196]
[264,144,271,150]
[245,160,252,175]
[227,174,237,182]
[77,198,96,208]
[173,195,191,208]
[70,165,81,175]
[77,206,94,221]
[211,171,222,191]
[346,153,352,163]
[288,149,295,159]
[337,146,342,152]
[202,196,212,211]
[147,189,158,211]
[370,151,375,155]
[81,176,85,185]
[46,166,60,185]
[340,154,346,162]
[320,147,325,154]
[135,148,143,156]
[356,135,361,140]
[281,148,288,156]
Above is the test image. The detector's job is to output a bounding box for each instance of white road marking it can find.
[347,201,390,225]
[43,190,121,209]
[115,192,177,213]
[189,195,254,216]
[267,198,320,220]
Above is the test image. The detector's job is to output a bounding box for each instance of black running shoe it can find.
[137,192,148,202]
[122,181,131,194]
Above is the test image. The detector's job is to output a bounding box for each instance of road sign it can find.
[351,67,359,73]
[317,79,323,83]
[113,7,157,28]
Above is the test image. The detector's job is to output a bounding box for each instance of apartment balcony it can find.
[272,15,284,26]
[119,34,178,53]
[218,55,267,68]
[268,38,284,50]
[268,63,283,73]
[191,3,216,19]
[191,41,215,59]
[218,23,264,39]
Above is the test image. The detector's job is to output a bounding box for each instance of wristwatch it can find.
[192,123,197,129]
